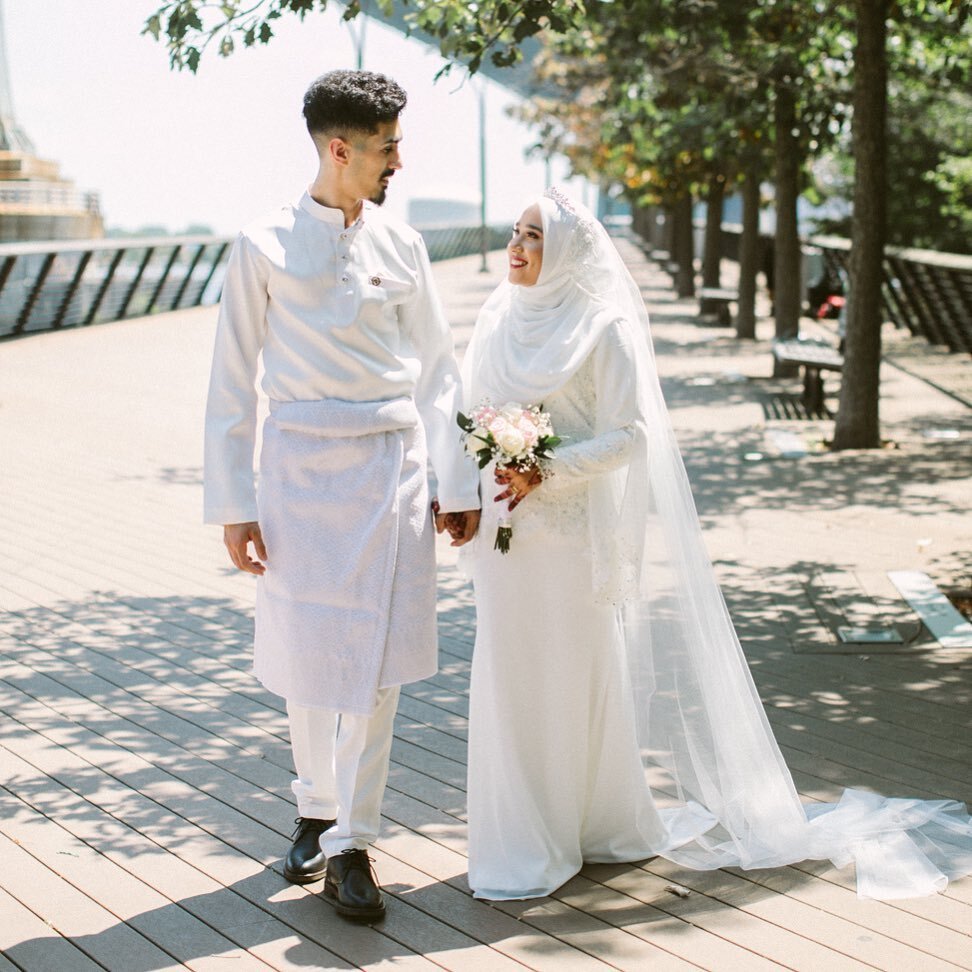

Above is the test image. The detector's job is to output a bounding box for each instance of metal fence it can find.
[805,235,972,355]
[0,223,511,340]
[714,225,972,355]
[0,235,230,338]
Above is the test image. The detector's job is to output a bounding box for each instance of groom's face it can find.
[347,119,403,205]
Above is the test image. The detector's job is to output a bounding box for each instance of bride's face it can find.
[507,204,543,286]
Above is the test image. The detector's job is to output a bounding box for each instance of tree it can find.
[810,28,972,254]
[146,0,970,451]
[831,0,971,448]
[832,0,888,450]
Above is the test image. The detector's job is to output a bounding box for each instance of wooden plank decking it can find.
[0,247,970,970]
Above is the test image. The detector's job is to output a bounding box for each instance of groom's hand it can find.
[434,507,481,546]
[223,521,267,575]
[448,509,481,546]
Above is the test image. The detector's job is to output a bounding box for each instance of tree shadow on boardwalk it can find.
[2,587,969,966]
[3,590,817,969]
[677,428,972,522]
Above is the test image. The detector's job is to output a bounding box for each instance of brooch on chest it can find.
[369,276,382,286]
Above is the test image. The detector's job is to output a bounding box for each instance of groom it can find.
[204,70,480,922]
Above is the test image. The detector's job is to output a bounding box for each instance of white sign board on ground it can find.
[888,570,972,649]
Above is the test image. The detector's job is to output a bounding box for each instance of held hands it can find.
[432,499,481,547]
[223,521,267,575]
[494,464,543,511]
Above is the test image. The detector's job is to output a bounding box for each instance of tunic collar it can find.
[299,191,366,231]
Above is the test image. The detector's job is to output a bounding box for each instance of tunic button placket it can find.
[340,236,352,284]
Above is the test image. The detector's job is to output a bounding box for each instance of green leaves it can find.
[143,0,330,71]
[143,0,583,76]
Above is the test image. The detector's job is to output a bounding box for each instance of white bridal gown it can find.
[464,188,972,903]
[466,323,668,900]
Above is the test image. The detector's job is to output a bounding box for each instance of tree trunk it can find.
[662,203,675,255]
[700,174,725,313]
[673,191,695,298]
[832,0,887,449]
[631,202,651,243]
[736,161,761,339]
[773,79,802,349]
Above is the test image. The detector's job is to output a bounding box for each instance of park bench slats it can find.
[698,286,738,326]
[772,338,845,413]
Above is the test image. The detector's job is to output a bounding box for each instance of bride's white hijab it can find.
[466,192,635,407]
[463,187,972,900]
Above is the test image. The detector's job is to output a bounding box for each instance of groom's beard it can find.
[369,169,395,206]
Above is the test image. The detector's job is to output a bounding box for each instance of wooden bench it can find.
[773,338,845,414]
[698,287,737,326]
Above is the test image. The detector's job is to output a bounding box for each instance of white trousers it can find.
[287,685,400,857]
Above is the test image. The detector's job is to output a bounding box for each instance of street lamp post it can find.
[479,81,489,273]
[347,0,369,68]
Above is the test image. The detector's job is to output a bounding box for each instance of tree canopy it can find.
[146,0,971,447]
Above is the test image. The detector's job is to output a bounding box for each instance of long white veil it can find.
[462,186,972,899]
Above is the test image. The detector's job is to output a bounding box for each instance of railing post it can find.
[52,250,93,329]
[925,265,971,354]
[170,241,207,310]
[14,252,56,335]
[83,247,126,326]
[898,260,948,348]
[944,268,972,353]
[0,254,17,303]
[880,259,913,332]
[145,244,182,315]
[195,240,229,303]
[117,246,156,319]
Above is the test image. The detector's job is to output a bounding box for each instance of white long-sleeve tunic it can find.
[204,191,480,524]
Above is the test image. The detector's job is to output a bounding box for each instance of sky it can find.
[6,0,592,235]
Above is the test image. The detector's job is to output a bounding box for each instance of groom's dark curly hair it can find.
[302,70,407,138]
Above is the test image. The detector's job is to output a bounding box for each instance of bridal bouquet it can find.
[457,400,560,554]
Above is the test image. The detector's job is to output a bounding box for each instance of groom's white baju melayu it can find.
[462,189,972,901]
[205,192,479,853]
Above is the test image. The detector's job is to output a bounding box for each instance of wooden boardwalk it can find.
[0,245,970,970]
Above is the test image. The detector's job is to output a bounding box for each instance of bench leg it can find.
[802,367,825,414]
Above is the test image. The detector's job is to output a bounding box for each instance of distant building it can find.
[0,0,103,242]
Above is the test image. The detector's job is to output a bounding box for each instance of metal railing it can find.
[712,225,972,355]
[805,236,972,355]
[0,183,102,212]
[0,223,511,340]
[0,235,230,338]
[420,223,510,262]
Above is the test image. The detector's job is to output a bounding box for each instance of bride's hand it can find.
[494,464,543,511]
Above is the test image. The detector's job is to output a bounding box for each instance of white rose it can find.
[518,420,539,448]
[496,426,526,457]
[466,429,490,457]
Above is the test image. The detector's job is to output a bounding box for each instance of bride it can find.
[459,186,972,902]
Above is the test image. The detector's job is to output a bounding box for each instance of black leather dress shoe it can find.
[283,817,335,885]
[323,848,386,922]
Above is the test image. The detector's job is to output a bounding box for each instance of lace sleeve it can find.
[543,425,635,488]
[542,316,639,489]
